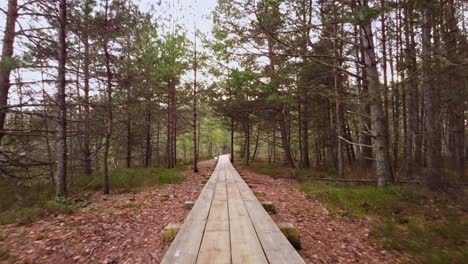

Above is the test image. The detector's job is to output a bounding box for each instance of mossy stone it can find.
[278,222,301,249]
[254,191,265,197]
[160,223,181,242]
[261,201,276,214]
[183,201,195,209]
[159,194,169,202]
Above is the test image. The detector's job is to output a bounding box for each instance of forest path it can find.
[161,154,304,264]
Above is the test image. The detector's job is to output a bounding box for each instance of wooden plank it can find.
[197,166,231,263]
[163,154,305,264]
[226,158,305,264]
[227,167,268,264]
[244,200,305,264]
[161,161,222,264]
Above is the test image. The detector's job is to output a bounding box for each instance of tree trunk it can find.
[56,0,68,197]
[102,0,113,195]
[358,27,373,169]
[422,0,441,190]
[252,126,260,161]
[144,105,151,168]
[245,120,250,165]
[266,32,295,169]
[445,0,465,184]
[0,0,18,144]
[193,42,198,172]
[359,0,394,186]
[333,8,344,178]
[167,78,176,168]
[82,0,92,176]
[126,109,132,168]
[230,116,234,162]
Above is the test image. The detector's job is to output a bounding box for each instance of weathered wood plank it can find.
[226,163,268,264]
[162,155,305,264]
[160,162,221,264]
[197,166,231,263]
[227,159,305,264]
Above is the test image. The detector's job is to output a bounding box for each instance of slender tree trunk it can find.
[252,126,260,161]
[358,27,373,169]
[144,105,151,168]
[445,0,465,184]
[193,42,198,172]
[230,116,234,162]
[126,109,132,168]
[359,0,394,186]
[156,116,160,166]
[333,7,344,178]
[102,0,113,195]
[167,78,176,168]
[56,0,68,197]
[82,0,92,176]
[245,120,250,165]
[422,0,442,190]
[0,0,18,144]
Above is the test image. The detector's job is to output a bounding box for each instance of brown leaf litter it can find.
[235,163,402,264]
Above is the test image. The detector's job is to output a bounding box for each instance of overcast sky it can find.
[0,0,219,103]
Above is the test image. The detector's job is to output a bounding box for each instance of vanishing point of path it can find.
[161,155,305,264]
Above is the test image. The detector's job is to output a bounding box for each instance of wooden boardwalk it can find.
[161,155,305,264]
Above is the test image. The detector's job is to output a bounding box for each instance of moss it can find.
[0,166,185,225]
[160,223,181,242]
[159,195,170,202]
[278,223,301,249]
[301,182,468,263]
[0,247,10,261]
[261,202,276,214]
[254,191,265,197]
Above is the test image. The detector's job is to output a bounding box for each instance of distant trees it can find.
[211,0,466,190]
[0,0,465,196]
[0,0,206,197]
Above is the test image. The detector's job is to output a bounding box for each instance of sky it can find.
[0,0,219,104]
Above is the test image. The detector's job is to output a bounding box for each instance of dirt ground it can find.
[0,160,215,264]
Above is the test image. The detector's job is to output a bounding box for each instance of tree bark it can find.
[422,0,441,190]
[82,0,92,176]
[230,115,234,163]
[193,42,198,172]
[144,104,151,168]
[333,7,344,178]
[445,0,465,184]
[102,0,113,195]
[359,0,394,186]
[0,0,18,144]
[56,0,68,197]
[167,78,176,168]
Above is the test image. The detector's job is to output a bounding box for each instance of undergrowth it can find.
[301,183,467,264]
[0,166,183,225]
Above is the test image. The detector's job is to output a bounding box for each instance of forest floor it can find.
[234,163,398,264]
[0,160,214,264]
[241,161,467,264]
[1,159,464,263]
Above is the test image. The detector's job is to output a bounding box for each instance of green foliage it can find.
[0,167,183,225]
[248,161,291,178]
[74,167,184,192]
[301,183,468,263]
[355,5,382,24]
[0,56,20,71]
[0,247,10,261]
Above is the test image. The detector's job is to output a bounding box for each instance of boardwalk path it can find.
[161,155,304,264]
